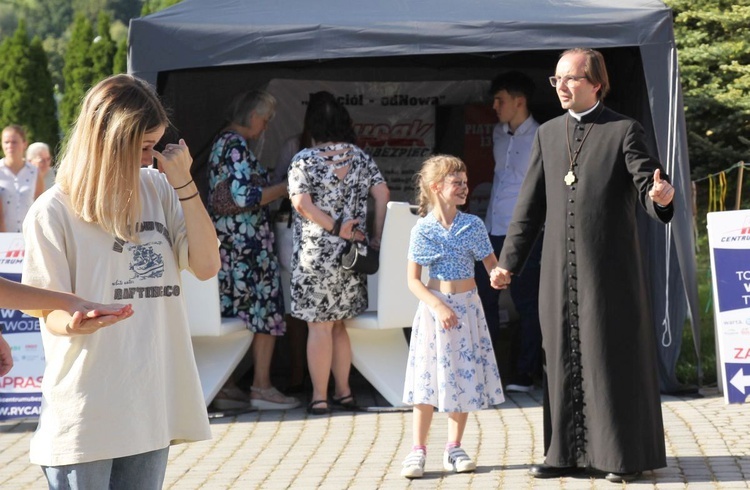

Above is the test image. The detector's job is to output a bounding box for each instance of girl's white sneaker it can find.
[401,449,426,478]
[443,447,476,473]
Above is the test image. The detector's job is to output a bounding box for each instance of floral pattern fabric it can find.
[403,289,505,412]
[408,212,494,281]
[287,143,385,322]
[207,130,285,335]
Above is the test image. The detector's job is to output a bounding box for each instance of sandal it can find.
[249,386,300,410]
[306,399,331,415]
[331,393,359,411]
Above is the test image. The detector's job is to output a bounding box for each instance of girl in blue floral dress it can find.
[207,90,298,410]
[401,155,505,479]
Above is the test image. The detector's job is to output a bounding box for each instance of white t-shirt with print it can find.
[22,168,211,466]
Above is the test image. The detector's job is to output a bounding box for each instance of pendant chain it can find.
[565,108,603,185]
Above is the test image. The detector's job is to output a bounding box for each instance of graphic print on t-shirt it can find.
[129,242,164,279]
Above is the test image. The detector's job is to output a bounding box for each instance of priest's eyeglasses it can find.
[549,75,588,87]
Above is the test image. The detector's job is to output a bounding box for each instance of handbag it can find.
[210,178,251,216]
[337,158,379,274]
[341,239,379,274]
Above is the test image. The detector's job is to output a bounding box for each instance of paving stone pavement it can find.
[1,387,748,489]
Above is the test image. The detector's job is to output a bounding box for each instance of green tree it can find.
[71,0,107,23]
[665,0,750,177]
[59,13,94,133]
[0,3,19,40]
[108,0,143,22]
[42,35,67,91]
[141,0,183,16]
[18,0,74,41]
[90,11,115,82]
[113,38,127,74]
[0,20,51,145]
[27,36,60,152]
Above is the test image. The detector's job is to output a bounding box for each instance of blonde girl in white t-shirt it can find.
[22,74,220,490]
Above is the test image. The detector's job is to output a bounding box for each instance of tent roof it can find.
[129,0,674,84]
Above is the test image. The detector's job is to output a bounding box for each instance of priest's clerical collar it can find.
[569,101,601,121]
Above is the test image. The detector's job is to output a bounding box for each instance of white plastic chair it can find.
[181,271,253,405]
[343,201,423,407]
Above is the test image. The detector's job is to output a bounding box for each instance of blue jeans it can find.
[42,447,169,490]
[475,233,543,377]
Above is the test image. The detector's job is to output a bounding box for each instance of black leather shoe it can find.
[605,472,641,483]
[529,464,583,478]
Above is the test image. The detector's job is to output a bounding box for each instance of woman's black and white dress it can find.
[288,143,385,322]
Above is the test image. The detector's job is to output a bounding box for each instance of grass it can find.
[675,217,716,387]
[675,172,749,388]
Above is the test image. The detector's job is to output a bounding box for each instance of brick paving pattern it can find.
[1,388,748,489]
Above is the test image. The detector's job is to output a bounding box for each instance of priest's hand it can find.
[490,267,511,290]
[649,169,674,206]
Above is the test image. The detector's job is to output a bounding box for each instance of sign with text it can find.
[707,210,750,404]
[0,233,43,420]
[264,79,489,202]
[462,104,496,218]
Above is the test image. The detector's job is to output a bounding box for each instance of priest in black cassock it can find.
[492,48,675,484]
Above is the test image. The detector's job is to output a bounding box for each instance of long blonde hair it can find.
[56,74,169,242]
[414,154,467,217]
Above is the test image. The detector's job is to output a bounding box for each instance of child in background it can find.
[401,154,505,479]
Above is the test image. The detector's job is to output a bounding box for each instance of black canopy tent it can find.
[128,0,699,392]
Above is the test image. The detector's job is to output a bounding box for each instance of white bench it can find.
[342,201,423,407]
[276,202,422,407]
[181,271,253,405]
[183,202,437,408]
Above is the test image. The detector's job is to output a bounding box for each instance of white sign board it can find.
[707,210,750,404]
[0,233,43,419]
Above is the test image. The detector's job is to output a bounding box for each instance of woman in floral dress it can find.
[207,90,299,410]
[289,91,390,414]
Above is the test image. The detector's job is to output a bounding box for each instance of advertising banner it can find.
[707,210,750,404]
[0,233,43,420]
[264,79,490,202]
[462,104,496,218]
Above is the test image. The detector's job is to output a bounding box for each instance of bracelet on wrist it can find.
[173,179,194,190]
[330,216,343,236]
[179,191,200,202]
